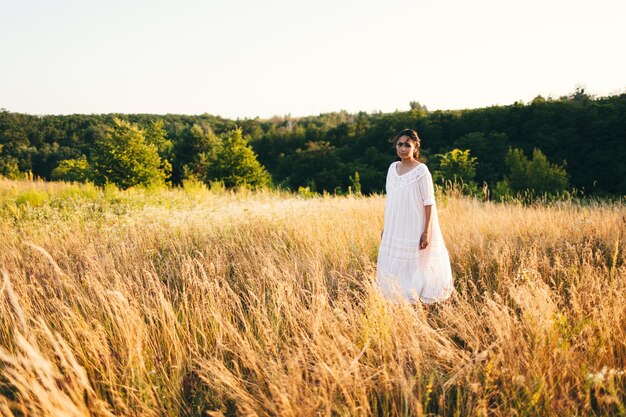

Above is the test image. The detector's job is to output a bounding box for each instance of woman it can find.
[376,129,454,304]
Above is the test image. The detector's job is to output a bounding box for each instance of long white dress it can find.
[376,161,454,304]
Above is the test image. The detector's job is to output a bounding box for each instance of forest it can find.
[1,89,625,197]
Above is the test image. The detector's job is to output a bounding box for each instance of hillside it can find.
[2,91,625,196]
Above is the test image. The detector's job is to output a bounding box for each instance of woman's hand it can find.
[419,231,431,250]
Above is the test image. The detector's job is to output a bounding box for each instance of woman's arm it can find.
[417,170,436,250]
[420,205,432,249]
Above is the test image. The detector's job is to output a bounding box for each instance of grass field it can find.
[0,178,625,416]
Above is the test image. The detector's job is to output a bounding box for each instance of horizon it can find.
[2,88,620,121]
[2,0,625,119]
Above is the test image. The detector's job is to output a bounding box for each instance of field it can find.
[0,178,625,417]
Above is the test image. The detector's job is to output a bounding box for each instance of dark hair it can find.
[391,128,421,160]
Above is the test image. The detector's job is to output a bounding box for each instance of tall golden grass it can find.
[0,178,624,416]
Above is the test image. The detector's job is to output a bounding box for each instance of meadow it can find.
[0,178,624,416]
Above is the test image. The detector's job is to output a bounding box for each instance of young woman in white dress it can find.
[376,129,454,304]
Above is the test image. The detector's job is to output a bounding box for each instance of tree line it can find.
[1,88,624,197]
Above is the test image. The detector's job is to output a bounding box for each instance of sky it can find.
[1,0,625,119]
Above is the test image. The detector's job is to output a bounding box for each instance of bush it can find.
[15,190,49,207]
[297,186,319,198]
[433,149,479,195]
[50,157,91,183]
[182,177,209,197]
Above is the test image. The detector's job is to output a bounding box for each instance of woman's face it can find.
[395,135,416,160]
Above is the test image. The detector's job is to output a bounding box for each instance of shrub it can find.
[15,190,49,207]
[50,157,91,183]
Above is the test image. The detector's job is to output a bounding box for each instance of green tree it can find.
[289,141,345,192]
[91,118,166,189]
[206,129,271,189]
[502,147,569,195]
[50,157,91,182]
[0,156,22,179]
[409,101,428,112]
[144,119,172,157]
[171,123,220,183]
[453,131,508,185]
[434,149,478,193]
[144,120,173,182]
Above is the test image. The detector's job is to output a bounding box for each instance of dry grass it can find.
[0,178,625,416]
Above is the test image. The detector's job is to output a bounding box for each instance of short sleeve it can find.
[418,171,436,206]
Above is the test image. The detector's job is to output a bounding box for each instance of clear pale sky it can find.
[1,0,625,119]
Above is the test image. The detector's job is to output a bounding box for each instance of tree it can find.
[410,101,428,113]
[50,157,91,182]
[502,147,569,195]
[171,123,220,183]
[453,131,508,185]
[433,149,478,193]
[205,129,271,189]
[289,141,345,192]
[0,155,22,179]
[91,118,166,189]
[145,119,173,157]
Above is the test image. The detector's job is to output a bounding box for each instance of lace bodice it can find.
[388,162,429,191]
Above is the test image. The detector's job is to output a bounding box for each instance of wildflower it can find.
[585,367,624,386]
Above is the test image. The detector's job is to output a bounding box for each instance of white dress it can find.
[376,161,454,304]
